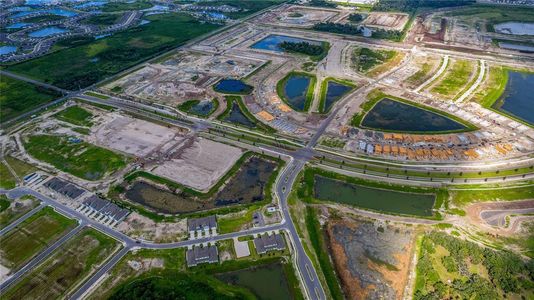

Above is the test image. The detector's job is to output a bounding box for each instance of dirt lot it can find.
[362,12,410,31]
[151,138,243,191]
[465,199,534,234]
[117,213,188,243]
[89,113,187,158]
[326,216,416,300]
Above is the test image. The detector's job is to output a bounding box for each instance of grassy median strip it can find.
[0,206,77,272]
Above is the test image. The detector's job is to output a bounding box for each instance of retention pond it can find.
[313,175,436,216]
[360,98,467,132]
[492,71,534,125]
[216,262,293,300]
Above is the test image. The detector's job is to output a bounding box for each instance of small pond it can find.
[188,100,215,116]
[28,26,68,38]
[216,262,293,300]
[494,22,534,36]
[492,71,534,125]
[0,46,18,55]
[360,98,467,132]
[322,81,352,112]
[223,101,256,128]
[313,175,436,216]
[214,79,253,94]
[251,34,321,52]
[281,74,312,111]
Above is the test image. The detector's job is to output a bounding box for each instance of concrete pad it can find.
[152,138,243,191]
[233,238,251,258]
[91,114,185,157]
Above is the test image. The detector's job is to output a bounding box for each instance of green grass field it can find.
[450,185,534,206]
[24,14,65,23]
[470,66,507,107]
[101,0,152,12]
[54,105,94,127]
[24,135,128,181]
[0,76,62,121]
[0,206,76,271]
[4,228,119,300]
[351,47,398,75]
[7,13,221,90]
[431,59,474,99]
[81,14,121,26]
[0,195,39,230]
[0,162,16,189]
[4,156,38,178]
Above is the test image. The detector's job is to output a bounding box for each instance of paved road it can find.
[0,223,85,293]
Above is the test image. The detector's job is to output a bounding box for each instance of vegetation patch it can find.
[431,59,474,99]
[7,13,221,90]
[305,206,344,300]
[81,14,121,26]
[0,76,62,122]
[53,105,94,127]
[351,47,398,76]
[0,162,16,189]
[4,156,38,178]
[279,41,330,61]
[0,195,39,230]
[414,231,534,299]
[4,228,119,300]
[0,206,76,272]
[178,99,219,117]
[23,134,128,181]
[450,185,534,206]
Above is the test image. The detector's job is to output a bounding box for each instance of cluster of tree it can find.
[307,0,337,8]
[370,28,403,41]
[279,41,324,57]
[312,22,361,35]
[415,232,534,299]
[348,13,364,23]
[372,0,475,12]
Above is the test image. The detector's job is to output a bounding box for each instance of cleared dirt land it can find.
[326,216,416,299]
[90,113,187,158]
[151,138,243,191]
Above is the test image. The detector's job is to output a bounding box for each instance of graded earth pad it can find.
[327,217,415,300]
[361,12,410,31]
[151,138,243,191]
[104,51,261,105]
[90,114,187,158]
